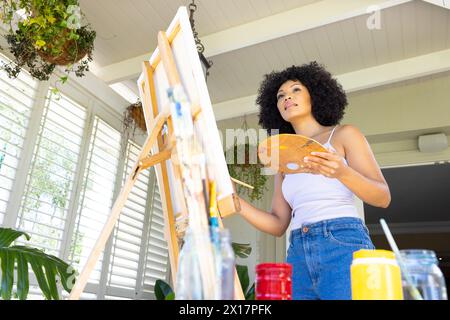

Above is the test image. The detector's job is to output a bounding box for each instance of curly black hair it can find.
[256,61,348,134]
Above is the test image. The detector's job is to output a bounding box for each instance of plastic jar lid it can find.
[353,249,395,260]
[256,263,292,272]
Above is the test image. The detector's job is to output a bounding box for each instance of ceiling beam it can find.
[422,0,450,9]
[93,0,412,84]
[212,49,450,121]
[202,0,412,57]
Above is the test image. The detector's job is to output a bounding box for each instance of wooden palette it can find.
[258,134,328,174]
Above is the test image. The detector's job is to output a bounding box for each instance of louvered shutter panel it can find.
[142,177,169,295]
[0,54,38,224]
[69,117,122,286]
[15,91,86,256]
[106,142,150,298]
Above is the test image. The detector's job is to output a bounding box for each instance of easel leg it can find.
[141,61,182,286]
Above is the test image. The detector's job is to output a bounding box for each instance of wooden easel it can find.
[68,19,244,300]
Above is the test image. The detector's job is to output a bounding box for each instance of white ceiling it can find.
[205,0,450,103]
[80,0,320,67]
[79,0,450,117]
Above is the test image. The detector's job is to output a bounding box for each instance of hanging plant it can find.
[123,100,147,137]
[227,141,268,202]
[0,0,96,83]
[121,100,147,155]
[225,118,268,201]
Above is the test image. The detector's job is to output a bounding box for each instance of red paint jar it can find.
[255,263,292,300]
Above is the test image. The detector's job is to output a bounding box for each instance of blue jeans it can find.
[286,217,375,300]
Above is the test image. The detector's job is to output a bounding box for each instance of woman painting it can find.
[235,62,391,300]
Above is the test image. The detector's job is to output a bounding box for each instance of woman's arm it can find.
[303,125,391,208]
[235,172,292,237]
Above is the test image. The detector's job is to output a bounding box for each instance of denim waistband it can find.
[290,217,366,238]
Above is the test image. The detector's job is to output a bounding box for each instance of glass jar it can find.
[219,228,235,300]
[400,250,448,300]
[175,228,204,300]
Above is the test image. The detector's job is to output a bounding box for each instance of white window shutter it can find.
[15,91,86,256]
[141,175,169,296]
[1,52,169,300]
[105,142,150,298]
[68,117,122,286]
[0,54,37,224]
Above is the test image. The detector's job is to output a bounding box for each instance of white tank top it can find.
[281,126,359,230]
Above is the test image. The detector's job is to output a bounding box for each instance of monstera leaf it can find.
[0,227,76,300]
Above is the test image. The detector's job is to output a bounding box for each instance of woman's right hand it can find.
[230,173,292,237]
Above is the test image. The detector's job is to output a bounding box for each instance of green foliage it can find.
[227,142,268,202]
[236,265,249,295]
[231,242,251,259]
[245,283,255,300]
[0,0,96,82]
[154,279,175,300]
[0,227,77,300]
[235,264,255,300]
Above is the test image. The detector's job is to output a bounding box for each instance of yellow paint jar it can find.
[351,249,403,300]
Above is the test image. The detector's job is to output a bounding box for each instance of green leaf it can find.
[28,255,52,300]
[236,264,249,294]
[44,260,59,299]
[47,16,56,24]
[154,279,174,300]
[57,263,76,293]
[35,39,46,49]
[0,228,77,300]
[231,242,251,259]
[245,283,255,300]
[165,292,175,300]
[0,228,30,247]
[0,250,14,300]
[16,252,29,300]
[60,75,68,84]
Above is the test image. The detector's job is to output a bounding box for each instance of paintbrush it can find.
[230,177,254,190]
[379,218,423,300]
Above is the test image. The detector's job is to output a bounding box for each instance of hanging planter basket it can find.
[225,117,268,201]
[226,142,268,202]
[37,45,89,66]
[36,31,89,66]
[0,1,96,81]
[124,101,147,133]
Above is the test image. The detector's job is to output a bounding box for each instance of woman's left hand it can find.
[302,149,349,179]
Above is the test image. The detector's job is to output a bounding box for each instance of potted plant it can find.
[0,227,76,300]
[227,141,268,202]
[123,100,147,134]
[0,0,96,83]
[121,100,147,154]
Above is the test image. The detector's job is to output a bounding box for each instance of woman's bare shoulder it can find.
[332,125,366,157]
[337,124,363,135]
[335,124,366,143]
